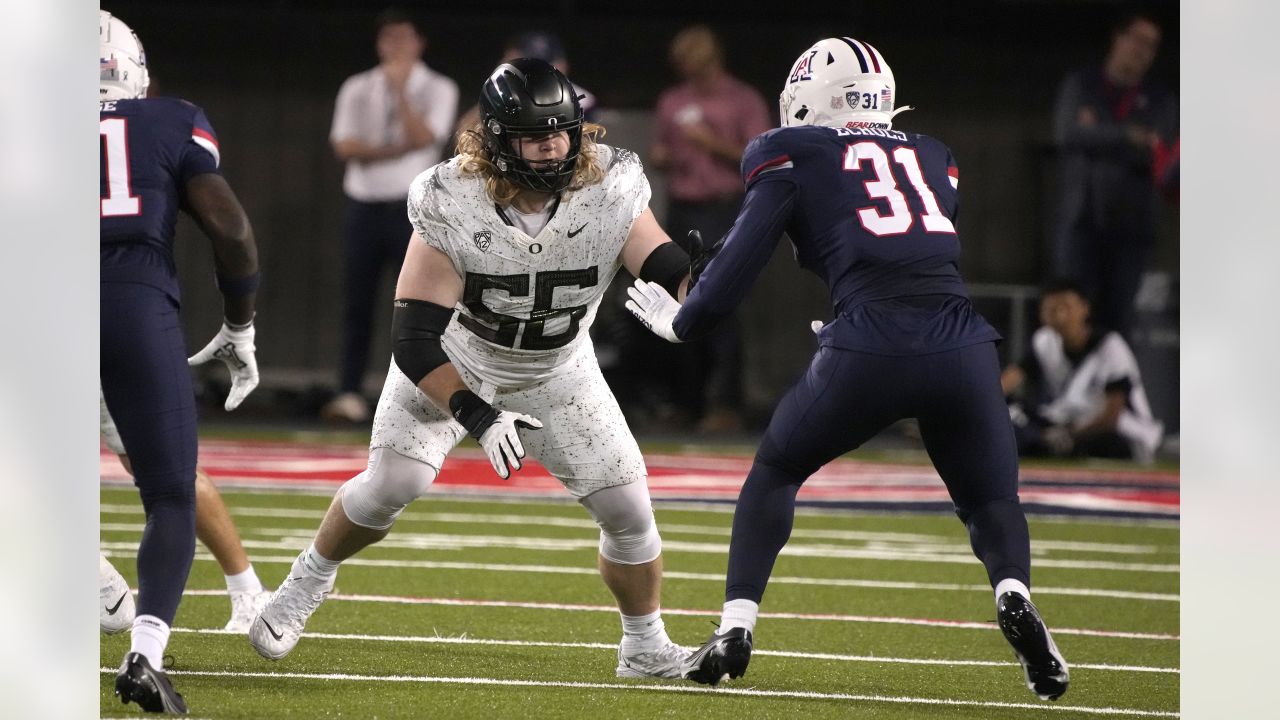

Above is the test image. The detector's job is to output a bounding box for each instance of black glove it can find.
[686,229,721,291]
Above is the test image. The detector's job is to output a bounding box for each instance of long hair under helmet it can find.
[479,58,584,193]
[778,37,912,130]
[100,10,150,101]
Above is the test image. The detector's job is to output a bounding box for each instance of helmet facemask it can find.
[479,59,584,194]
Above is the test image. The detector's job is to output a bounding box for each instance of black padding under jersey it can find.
[391,299,455,385]
[638,241,690,297]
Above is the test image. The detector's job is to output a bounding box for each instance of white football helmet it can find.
[779,37,912,129]
[100,10,149,101]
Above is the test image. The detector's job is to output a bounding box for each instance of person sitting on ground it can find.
[1001,279,1164,463]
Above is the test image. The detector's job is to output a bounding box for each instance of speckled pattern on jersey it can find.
[379,144,651,496]
[407,144,650,387]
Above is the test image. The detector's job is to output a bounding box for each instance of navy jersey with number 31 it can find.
[675,124,999,355]
[100,97,221,301]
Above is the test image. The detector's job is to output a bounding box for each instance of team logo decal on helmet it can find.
[779,37,913,130]
[789,50,818,83]
[478,58,585,194]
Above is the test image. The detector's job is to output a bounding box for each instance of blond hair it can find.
[455,122,607,205]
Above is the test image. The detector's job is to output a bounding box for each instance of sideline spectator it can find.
[323,7,459,423]
[1049,12,1176,338]
[1001,280,1164,464]
[649,25,771,434]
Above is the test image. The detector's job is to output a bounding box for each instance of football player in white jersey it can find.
[251,59,699,678]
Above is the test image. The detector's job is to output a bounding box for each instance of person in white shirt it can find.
[323,8,459,423]
[252,58,700,679]
[1001,279,1164,463]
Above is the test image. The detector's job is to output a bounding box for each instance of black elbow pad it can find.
[638,241,690,297]
[391,299,455,384]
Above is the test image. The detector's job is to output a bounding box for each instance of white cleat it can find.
[616,638,692,679]
[100,554,135,634]
[248,556,333,660]
[225,588,273,633]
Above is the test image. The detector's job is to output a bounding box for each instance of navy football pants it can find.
[725,341,1030,603]
[101,281,197,625]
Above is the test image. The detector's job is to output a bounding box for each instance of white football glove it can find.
[810,320,825,335]
[478,411,544,480]
[625,278,682,343]
[188,321,259,411]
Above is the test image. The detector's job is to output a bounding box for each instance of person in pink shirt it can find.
[650,25,771,434]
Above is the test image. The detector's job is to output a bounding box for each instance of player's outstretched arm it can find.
[394,236,542,480]
[185,173,261,411]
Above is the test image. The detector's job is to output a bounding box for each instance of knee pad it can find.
[340,447,438,530]
[581,482,663,565]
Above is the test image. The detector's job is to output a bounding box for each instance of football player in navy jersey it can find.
[100,10,262,713]
[627,37,1069,701]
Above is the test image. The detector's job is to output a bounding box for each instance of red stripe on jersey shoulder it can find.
[746,154,792,183]
[192,127,219,147]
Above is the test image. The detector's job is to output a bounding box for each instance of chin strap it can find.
[888,105,915,120]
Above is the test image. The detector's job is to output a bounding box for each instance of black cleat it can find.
[997,592,1070,701]
[114,652,188,714]
[682,626,753,686]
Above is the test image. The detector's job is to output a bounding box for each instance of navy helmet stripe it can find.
[839,37,870,73]
[860,41,883,73]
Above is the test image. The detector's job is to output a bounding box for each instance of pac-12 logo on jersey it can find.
[789,50,818,82]
[473,230,492,251]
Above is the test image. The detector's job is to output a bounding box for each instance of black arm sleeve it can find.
[391,299,455,385]
[637,241,691,298]
[671,174,797,341]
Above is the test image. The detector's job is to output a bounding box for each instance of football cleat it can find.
[224,588,273,634]
[100,554,135,634]
[248,555,333,660]
[682,626,753,686]
[115,652,187,714]
[615,638,691,679]
[997,592,1070,701]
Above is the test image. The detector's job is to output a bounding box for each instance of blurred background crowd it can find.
[104,0,1180,459]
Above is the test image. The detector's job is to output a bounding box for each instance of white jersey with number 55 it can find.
[406,144,650,388]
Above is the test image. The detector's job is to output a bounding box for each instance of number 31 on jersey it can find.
[844,141,955,237]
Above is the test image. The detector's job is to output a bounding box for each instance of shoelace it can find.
[280,577,331,627]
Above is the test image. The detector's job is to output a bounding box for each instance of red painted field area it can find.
[101,439,1178,518]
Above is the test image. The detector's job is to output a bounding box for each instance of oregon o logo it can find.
[529,243,543,254]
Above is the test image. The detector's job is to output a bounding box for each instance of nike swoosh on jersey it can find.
[568,223,589,237]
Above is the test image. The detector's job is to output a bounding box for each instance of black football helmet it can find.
[479,58,584,193]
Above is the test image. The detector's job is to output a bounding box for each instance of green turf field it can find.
[100,485,1178,718]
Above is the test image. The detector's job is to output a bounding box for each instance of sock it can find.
[620,610,666,650]
[299,544,340,580]
[225,566,264,595]
[995,577,1032,606]
[130,615,171,670]
[720,598,759,634]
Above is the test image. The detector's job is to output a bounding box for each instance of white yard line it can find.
[98,527,1180,574]
[165,585,1178,641]
[100,484,1182,526]
[169,624,1178,674]
[100,504,1171,554]
[100,544,1178,603]
[95,666,1179,717]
